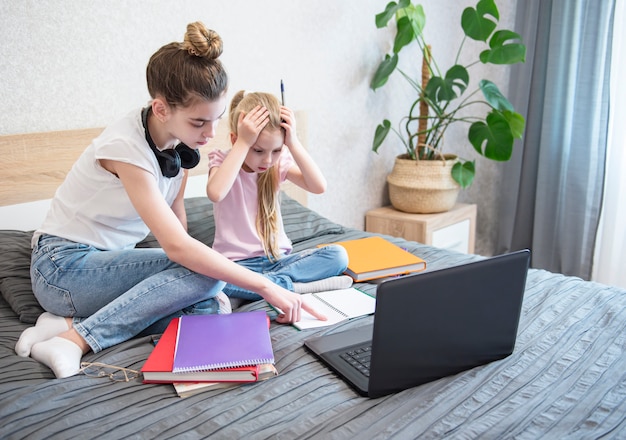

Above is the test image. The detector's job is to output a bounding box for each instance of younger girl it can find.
[206,90,351,300]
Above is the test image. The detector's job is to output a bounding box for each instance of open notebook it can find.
[289,287,376,330]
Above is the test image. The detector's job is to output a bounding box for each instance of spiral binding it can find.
[312,293,349,318]
[174,358,274,374]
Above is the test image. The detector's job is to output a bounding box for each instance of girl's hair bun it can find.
[183,21,223,59]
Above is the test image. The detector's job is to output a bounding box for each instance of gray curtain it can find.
[496,0,614,280]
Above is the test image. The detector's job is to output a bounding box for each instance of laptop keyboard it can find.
[340,345,372,377]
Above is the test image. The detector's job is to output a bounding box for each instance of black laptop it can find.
[304,249,531,398]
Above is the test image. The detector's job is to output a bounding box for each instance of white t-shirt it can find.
[208,148,294,261]
[34,108,184,250]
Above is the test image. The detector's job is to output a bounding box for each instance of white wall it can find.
[0,0,518,255]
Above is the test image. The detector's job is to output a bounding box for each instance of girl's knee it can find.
[327,244,349,269]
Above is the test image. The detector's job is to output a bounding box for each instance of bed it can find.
[0,126,624,439]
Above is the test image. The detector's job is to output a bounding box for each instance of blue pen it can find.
[280,80,285,105]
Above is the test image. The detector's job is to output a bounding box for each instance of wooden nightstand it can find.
[365,204,477,254]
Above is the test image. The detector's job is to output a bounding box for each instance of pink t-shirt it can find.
[208,149,295,261]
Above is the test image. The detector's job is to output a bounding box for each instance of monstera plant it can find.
[371,0,526,189]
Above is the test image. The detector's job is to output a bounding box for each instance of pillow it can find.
[136,197,216,248]
[185,197,216,246]
[280,194,345,243]
[0,230,45,323]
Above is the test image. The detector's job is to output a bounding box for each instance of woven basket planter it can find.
[386,154,460,214]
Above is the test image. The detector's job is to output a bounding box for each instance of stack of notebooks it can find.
[141,310,277,397]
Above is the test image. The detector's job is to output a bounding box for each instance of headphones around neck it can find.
[141,107,201,178]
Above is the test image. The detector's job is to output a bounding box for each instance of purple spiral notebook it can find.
[173,311,274,373]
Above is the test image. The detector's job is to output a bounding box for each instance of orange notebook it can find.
[322,236,426,281]
[141,318,262,384]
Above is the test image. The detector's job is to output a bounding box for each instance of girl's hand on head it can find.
[280,106,298,148]
[237,105,270,148]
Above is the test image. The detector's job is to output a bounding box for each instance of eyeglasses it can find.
[79,362,140,382]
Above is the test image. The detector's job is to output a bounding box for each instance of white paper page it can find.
[313,288,376,318]
[294,288,376,330]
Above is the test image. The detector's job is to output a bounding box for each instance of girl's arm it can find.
[206,105,269,202]
[107,159,323,324]
[171,169,189,230]
[280,106,326,194]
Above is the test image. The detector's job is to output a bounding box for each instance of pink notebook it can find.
[173,311,274,373]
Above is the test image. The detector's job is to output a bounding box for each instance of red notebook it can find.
[142,317,263,384]
[173,311,274,373]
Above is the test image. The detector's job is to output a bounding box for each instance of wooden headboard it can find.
[0,111,308,211]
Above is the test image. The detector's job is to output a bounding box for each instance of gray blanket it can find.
[0,196,624,439]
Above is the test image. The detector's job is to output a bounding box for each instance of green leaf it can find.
[476,0,499,19]
[480,82,527,139]
[461,0,498,42]
[405,3,425,38]
[489,29,522,49]
[371,54,398,90]
[372,120,392,152]
[468,111,514,161]
[452,160,475,188]
[394,16,416,53]
[424,65,469,102]
[479,80,513,111]
[375,0,410,28]
[480,30,526,64]
[503,110,525,139]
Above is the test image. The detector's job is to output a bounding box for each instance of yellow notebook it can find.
[322,236,426,282]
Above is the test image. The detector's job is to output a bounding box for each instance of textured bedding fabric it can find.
[0,195,624,439]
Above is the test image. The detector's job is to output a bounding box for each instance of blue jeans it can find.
[223,245,349,300]
[30,234,226,353]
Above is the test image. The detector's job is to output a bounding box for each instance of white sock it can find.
[30,337,83,379]
[293,275,353,294]
[15,312,70,357]
[216,291,232,314]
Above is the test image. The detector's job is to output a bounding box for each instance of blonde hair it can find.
[146,22,228,108]
[229,90,284,261]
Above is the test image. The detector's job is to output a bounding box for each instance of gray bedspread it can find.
[0,196,624,439]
